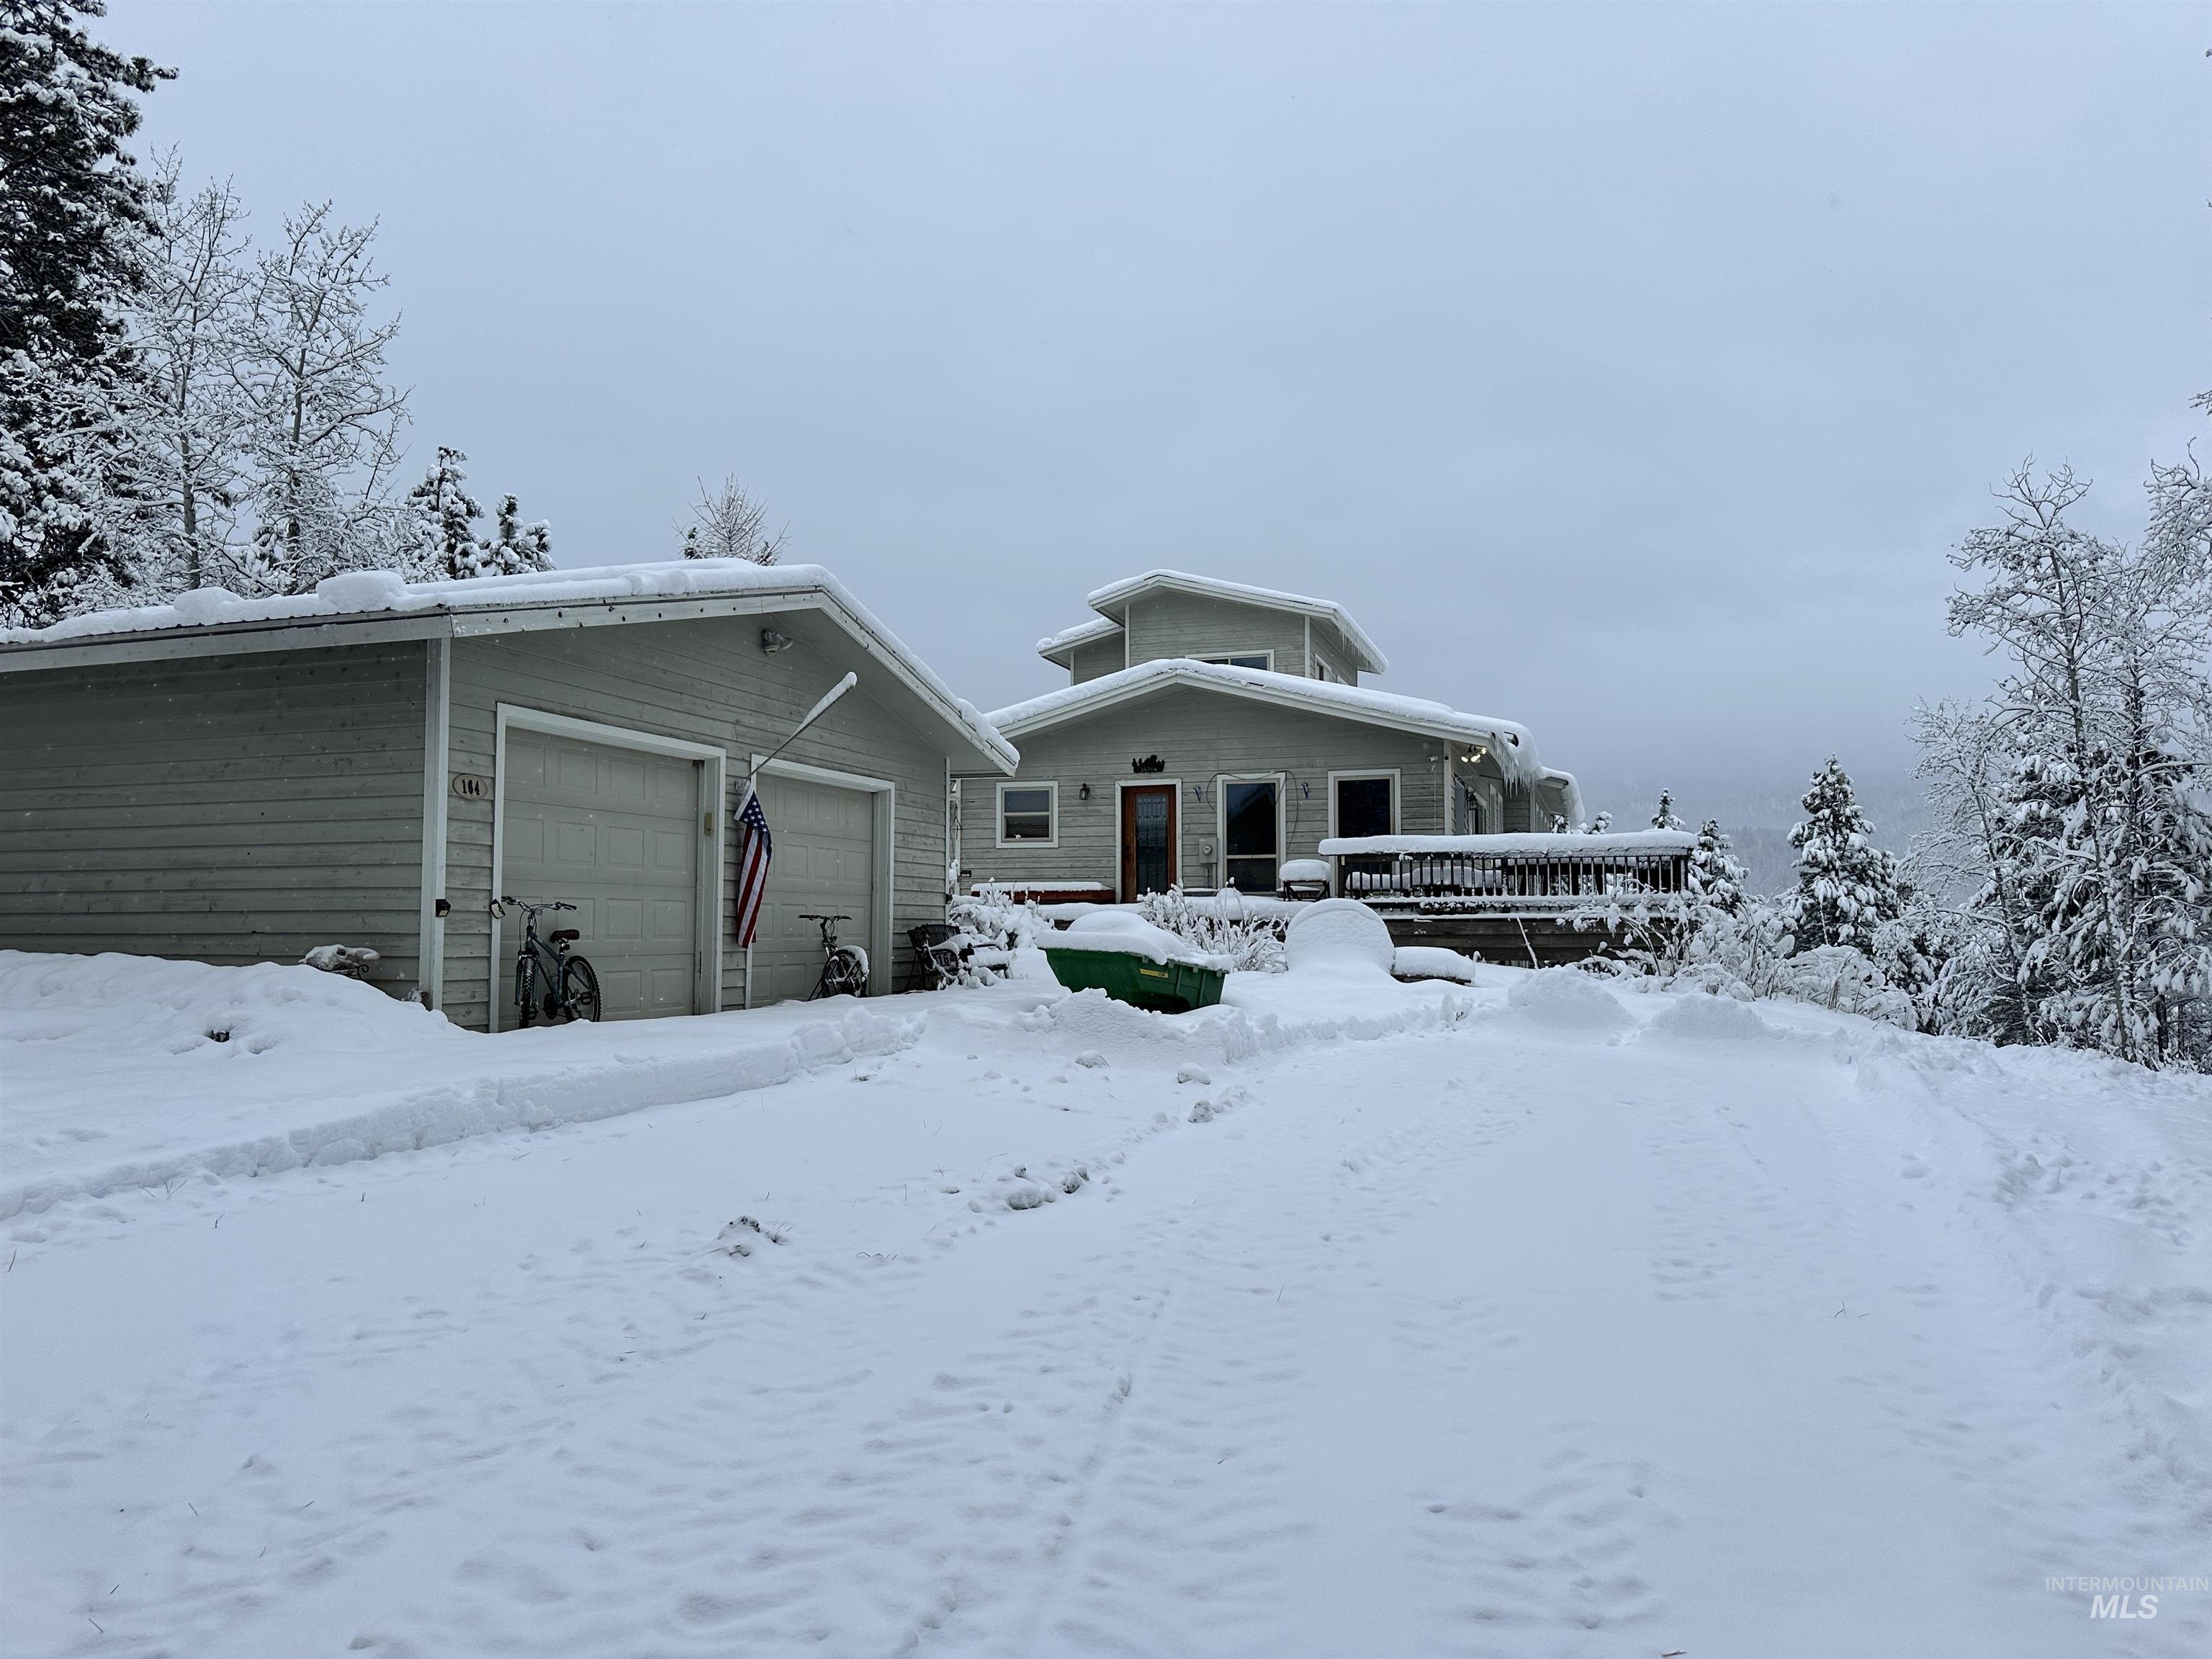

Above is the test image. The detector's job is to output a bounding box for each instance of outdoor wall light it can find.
[760,628,794,655]
[1078,783,1091,801]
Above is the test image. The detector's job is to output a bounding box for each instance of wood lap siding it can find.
[0,643,428,1000]
[1123,593,1312,677]
[966,688,1449,891]
[441,616,949,1031]
[1066,635,1125,685]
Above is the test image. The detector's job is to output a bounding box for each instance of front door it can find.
[1120,784,1177,900]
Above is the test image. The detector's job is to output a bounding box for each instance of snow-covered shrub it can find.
[945,887,1052,984]
[1138,886,1286,973]
[1773,945,1917,1028]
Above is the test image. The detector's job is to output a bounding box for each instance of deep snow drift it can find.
[2,948,2207,1657]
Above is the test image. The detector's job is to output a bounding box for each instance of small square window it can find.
[999,784,1056,844]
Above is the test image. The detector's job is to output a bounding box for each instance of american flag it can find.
[732,784,773,947]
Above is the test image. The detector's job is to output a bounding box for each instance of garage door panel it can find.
[748,772,877,1006]
[503,729,703,1023]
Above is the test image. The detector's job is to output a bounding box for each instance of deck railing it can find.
[1318,832,1694,915]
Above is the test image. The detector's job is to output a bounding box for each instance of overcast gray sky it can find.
[115,2,2206,825]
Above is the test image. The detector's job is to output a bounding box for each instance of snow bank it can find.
[0,950,460,1058]
[0,950,923,1220]
[1283,899,1395,975]
[1642,992,1782,1043]
[1501,967,1635,1033]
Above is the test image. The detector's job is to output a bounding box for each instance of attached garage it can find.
[0,561,1020,1029]
[745,765,887,1006]
[494,716,719,1027]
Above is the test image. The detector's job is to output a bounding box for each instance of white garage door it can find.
[501,729,702,1022]
[749,770,876,1004]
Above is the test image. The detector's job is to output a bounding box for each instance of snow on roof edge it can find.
[1082,570,1388,673]
[986,658,1539,783]
[1034,616,1123,658]
[2,559,1018,773]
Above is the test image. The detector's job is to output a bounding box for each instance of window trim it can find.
[1197,650,1275,673]
[1215,770,1286,894]
[994,779,1059,849]
[1326,768,1401,840]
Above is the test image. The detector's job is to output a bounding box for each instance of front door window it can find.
[1223,779,1280,893]
[1120,784,1177,899]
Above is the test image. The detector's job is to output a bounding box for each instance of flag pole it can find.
[740,670,858,803]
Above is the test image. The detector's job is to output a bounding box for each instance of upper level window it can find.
[997,782,1057,846]
[1200,652,1272,672]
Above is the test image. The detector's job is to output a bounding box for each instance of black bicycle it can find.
[800,912,870,1000]
[497,896,603,1026]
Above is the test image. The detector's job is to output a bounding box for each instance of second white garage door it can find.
[748,770,878,1004]
[500,729,703,1022]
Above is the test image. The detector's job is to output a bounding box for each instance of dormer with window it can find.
[1033,571,1387,688]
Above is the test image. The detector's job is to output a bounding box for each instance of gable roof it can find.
[986,658,1539,783]
[0,560,1017,773]
[1082,570,1388,674]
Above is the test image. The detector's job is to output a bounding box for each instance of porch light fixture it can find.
[1078,783,1091,801]
[1462,745,1489,766]
[760,628,794,655]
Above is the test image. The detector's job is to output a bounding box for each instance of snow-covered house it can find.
[0,562,1015,1025]
[962,571,1582,901]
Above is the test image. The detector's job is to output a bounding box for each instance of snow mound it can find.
[0,950,459,1057]
[1028,987,1210,1064]
[1284,900,1395,975]
[1503,968,1633,1033]
[1644,993,1781,1043]
[1056,909,1227,968]
[1392,945,1478,984]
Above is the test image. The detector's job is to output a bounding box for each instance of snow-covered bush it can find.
[1138,887,1286,973]
[944,887,1053,985]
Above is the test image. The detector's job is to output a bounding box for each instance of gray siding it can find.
[1067,634,1125,685]
[1308,624,1360,687]
[0,642,430,1002]
[1122,593,1313,678]
[965,686,1450,892]
[440,616,951,1030]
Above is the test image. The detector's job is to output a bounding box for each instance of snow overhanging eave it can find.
[984,660,1539,783]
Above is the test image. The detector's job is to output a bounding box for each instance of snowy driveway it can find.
[4,963,2208,1657]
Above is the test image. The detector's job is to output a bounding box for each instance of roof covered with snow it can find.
[1074,570,1388,674]
[1033,615,1123,661]
[986,658,1540,782]
[0,561,1018,772]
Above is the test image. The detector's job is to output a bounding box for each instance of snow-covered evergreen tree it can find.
[402,447,482,579]
[400,450,552,582]
[1585,810,1612,835]
[233,202,407,593]
[130,156,252,594]
[1786,758,1903,952]
[0,0,171,624]
[679,475,783,564]
[480,493,552,577]
[1652,790,1686,832]
[1687,819,1748,915]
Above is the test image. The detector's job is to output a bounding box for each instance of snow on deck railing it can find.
[1318,831,1694,910]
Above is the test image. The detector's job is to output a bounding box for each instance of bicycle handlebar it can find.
[797,912,853,923]
[498,896,577,916]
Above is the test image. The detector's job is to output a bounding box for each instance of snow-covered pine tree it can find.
[1786,758,1903,952]
[1652,790,1686,832]
[0,0,171,625]
[131,157,252,595]
[480,493,552,577]
[1687,819,1748,915]
[1586,810,1613,835]
[402,447,483,579]
[680,476,783,564]
[233,202,407,593]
